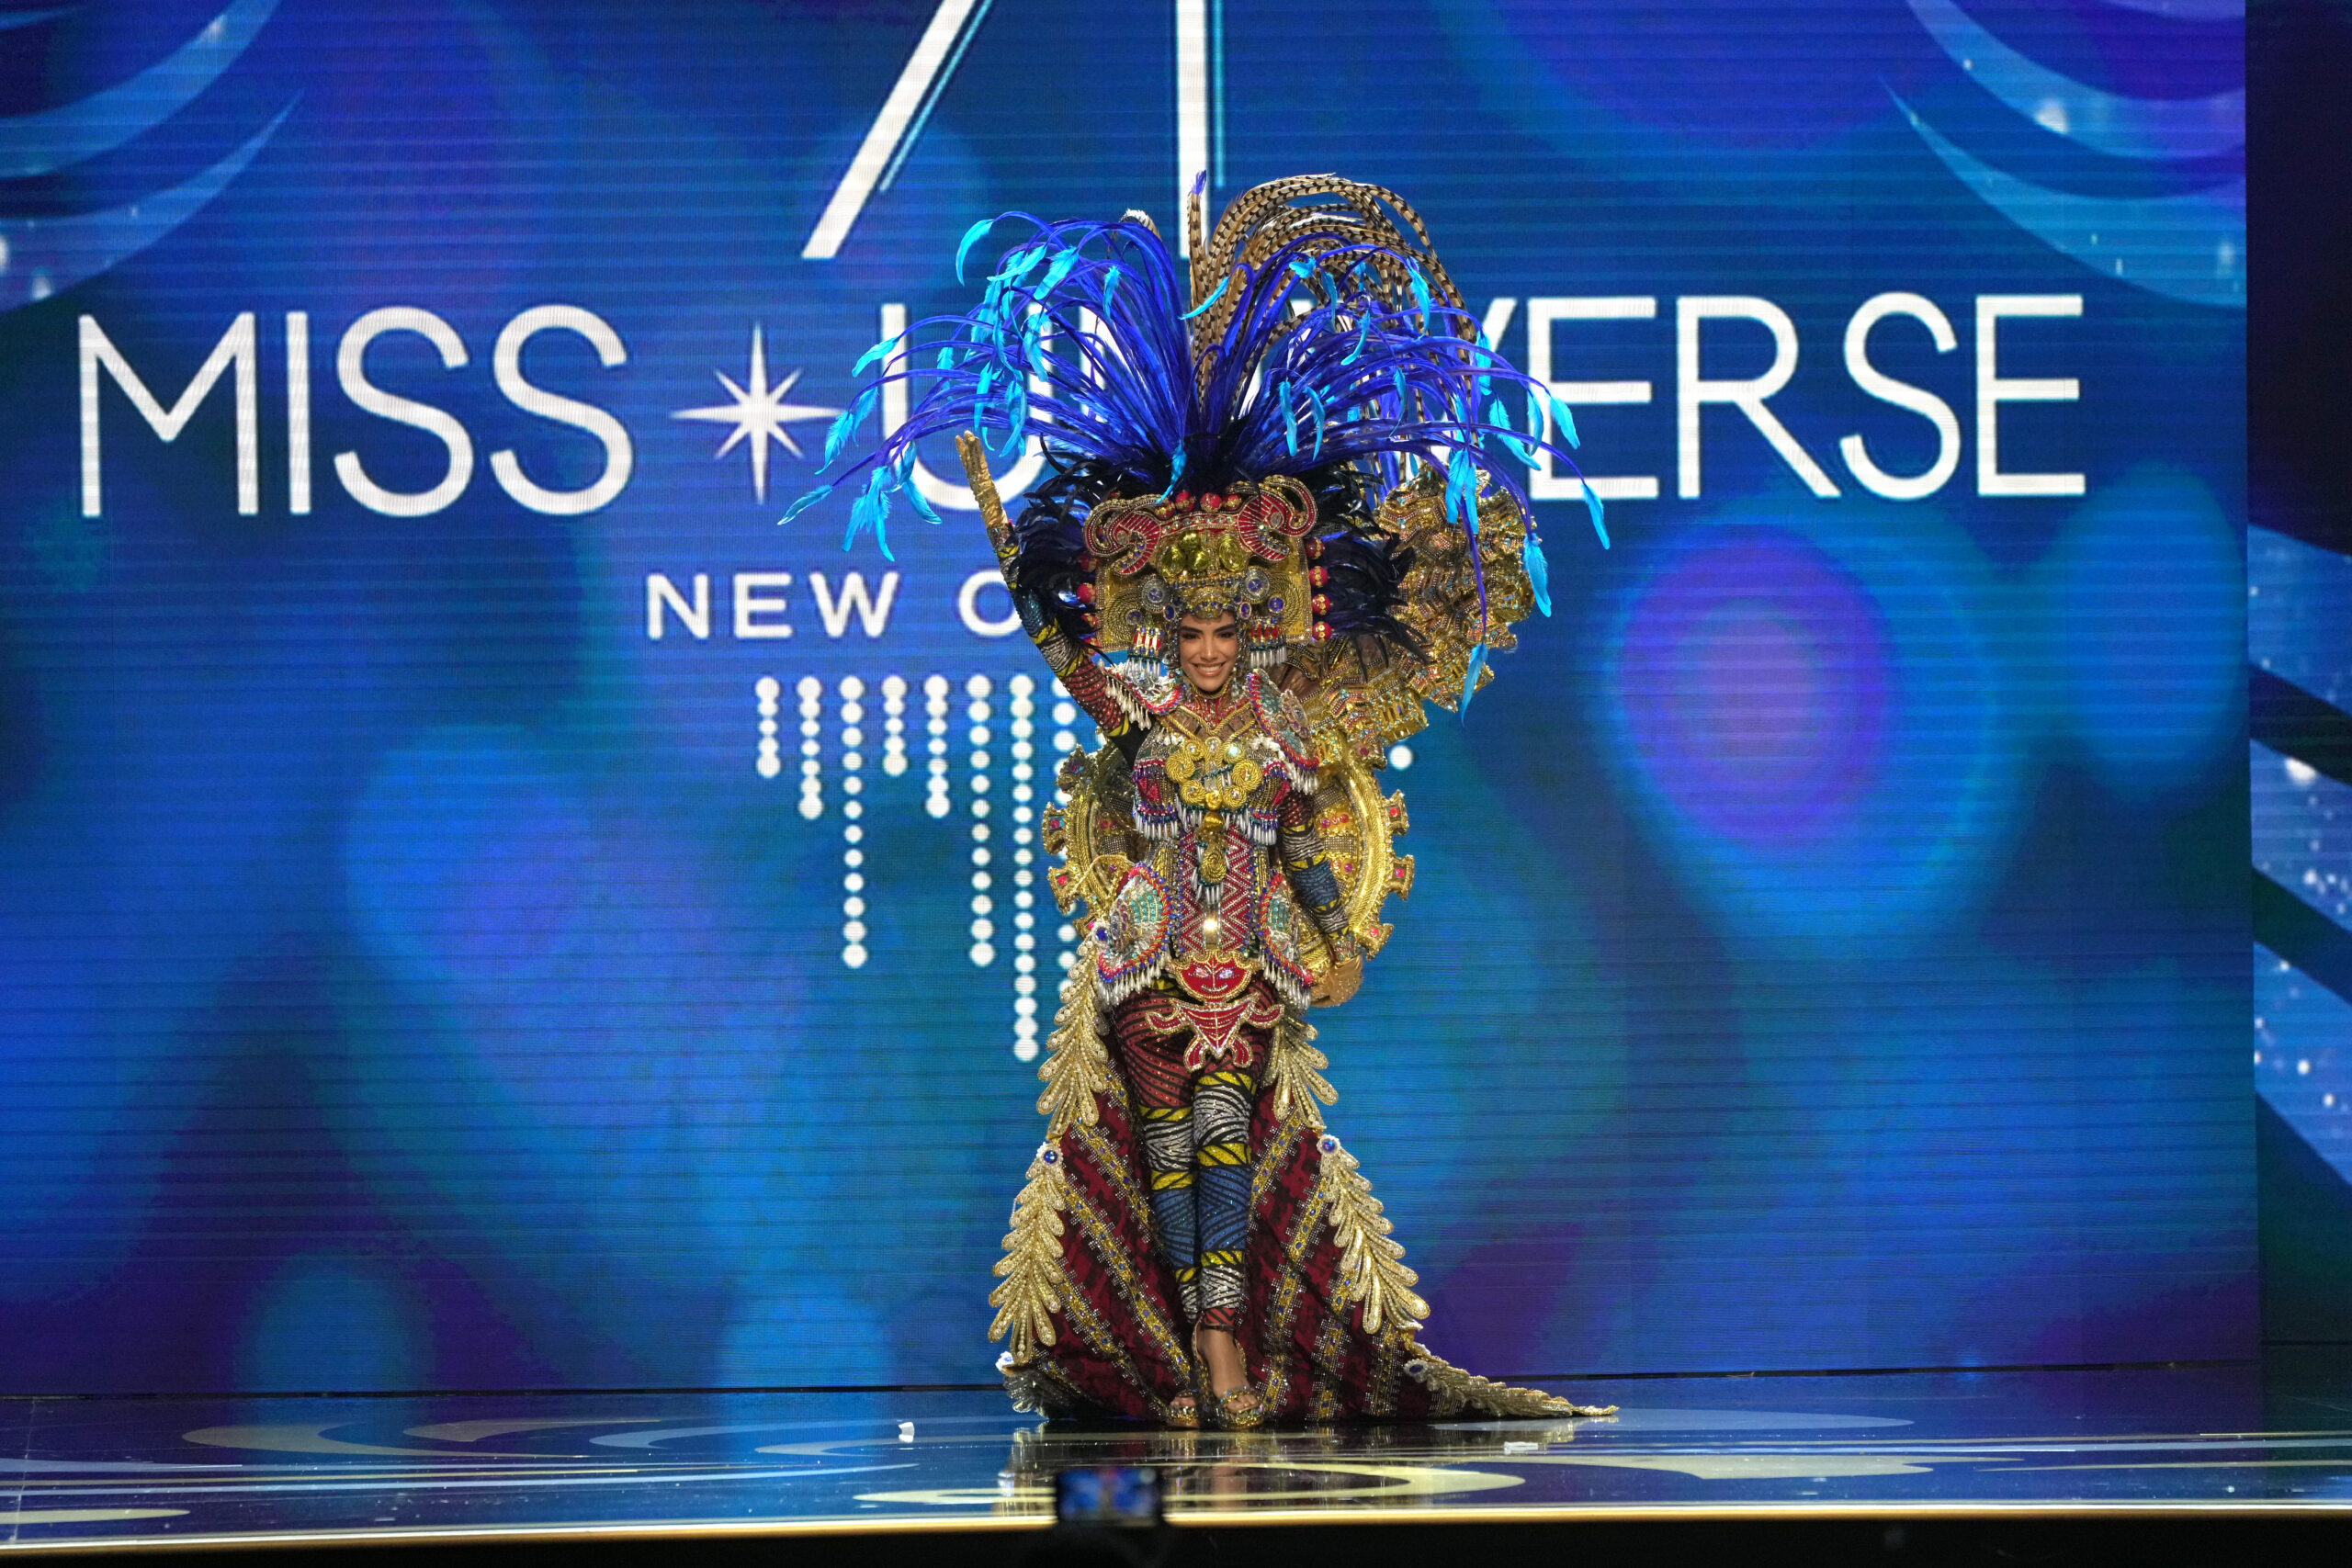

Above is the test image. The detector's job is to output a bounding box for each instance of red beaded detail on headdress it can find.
[1080,477,1316,579]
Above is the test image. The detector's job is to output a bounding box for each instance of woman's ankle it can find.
[1194,1324,1246,1394]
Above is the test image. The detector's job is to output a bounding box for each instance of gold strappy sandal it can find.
[1193,1322,1266,1430]
[1212,1384,1267,1430]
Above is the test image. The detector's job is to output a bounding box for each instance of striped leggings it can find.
[1111,994,1269,1333]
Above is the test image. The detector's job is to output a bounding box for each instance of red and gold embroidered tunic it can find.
[1055,659,1354,1070]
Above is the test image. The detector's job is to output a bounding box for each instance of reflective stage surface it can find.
[7,1359,2352,1551]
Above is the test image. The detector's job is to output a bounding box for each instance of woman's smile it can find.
[1178,612,1240,694]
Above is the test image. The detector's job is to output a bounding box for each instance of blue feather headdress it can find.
[789,175,1605,709]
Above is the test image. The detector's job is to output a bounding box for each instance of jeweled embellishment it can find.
[1163,734,1265,810]
[1096,863,1174,1001]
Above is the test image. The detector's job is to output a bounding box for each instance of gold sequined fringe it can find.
[989,1144,1072,1364]
[1401,1342,1620,1419]
[1315,1134,1428,1335]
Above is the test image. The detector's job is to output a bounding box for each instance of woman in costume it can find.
[800,175,1614,1427]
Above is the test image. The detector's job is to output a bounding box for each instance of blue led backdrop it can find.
[0,0,2248,1392]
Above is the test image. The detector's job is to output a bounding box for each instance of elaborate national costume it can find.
[801,175,1614,1426]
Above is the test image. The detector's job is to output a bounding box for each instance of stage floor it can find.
[6,1358,2352,1553]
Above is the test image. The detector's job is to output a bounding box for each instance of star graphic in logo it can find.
[673,326,840,502]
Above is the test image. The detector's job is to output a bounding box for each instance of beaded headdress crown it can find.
[1080,475,1319,671]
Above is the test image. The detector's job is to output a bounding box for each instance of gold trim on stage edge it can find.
[19,1499,2352,1554]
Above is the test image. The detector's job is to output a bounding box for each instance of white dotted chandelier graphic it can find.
[761,671,1083,1059]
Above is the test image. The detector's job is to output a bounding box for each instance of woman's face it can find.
[1176,613,1240,694]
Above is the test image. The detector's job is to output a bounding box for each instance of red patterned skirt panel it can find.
[1002,990,1451,1423]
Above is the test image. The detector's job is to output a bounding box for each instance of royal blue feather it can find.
[846,467,894,558]
[1523,533,1553,616]
[1460,641,1488,716]
[956,217,998,283]
[897,446,943,526]
[823,389,875,467]
[852,332,903,378]
[1549,394,1579,450]
[1180,272,1232,321]
[778,479,833,525]
[1445,448,1477,531]
[787,209,1603,576]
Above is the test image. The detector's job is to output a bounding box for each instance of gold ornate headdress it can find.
[1080,475,1324,674]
